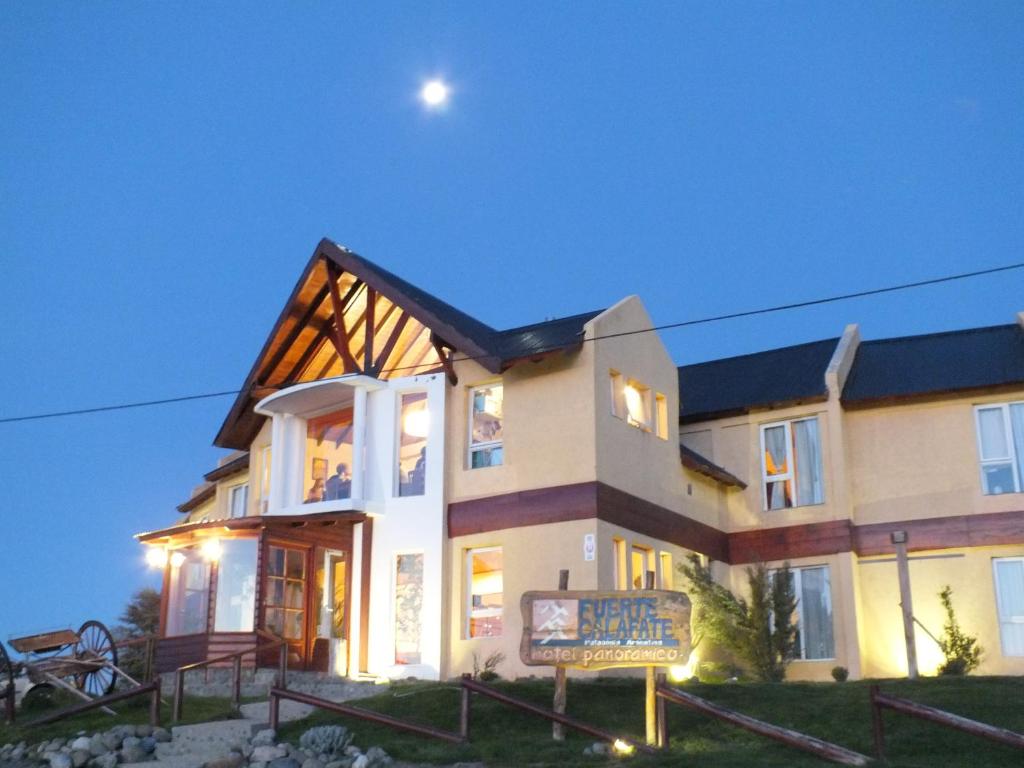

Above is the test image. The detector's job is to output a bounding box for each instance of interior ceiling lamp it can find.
[623,384,645,422]
[403,407,430,438]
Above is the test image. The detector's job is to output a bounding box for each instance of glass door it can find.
[265,544,307,667]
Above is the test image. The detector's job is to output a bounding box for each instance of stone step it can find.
[154,720,257,759]
[239,699,314,724]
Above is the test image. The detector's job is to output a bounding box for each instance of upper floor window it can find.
[469,384,504,468]
[398,392,428,496]
[760,417,824,510]
[257,446,272,514]
[975,403,1024,495]
[610,371,668,439]
[304,408,353,503]
[229,483,249,519]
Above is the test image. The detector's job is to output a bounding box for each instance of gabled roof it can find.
[842,323,1024,404]
[679,444,746,488]
[495,310,603,364]
[678,338,839,423]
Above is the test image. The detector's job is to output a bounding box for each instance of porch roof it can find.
[135,511,366,544]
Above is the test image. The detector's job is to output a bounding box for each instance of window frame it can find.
[468,383,504,469]
[396,390,429,497]
[229,483,249,519]
[974,403,1023,495]
[393,551,425,665]
[992,556,1024,657]
[786,564,835,662]
[631,544,655,590]
[759,416,824,511]
[465,546,503,639]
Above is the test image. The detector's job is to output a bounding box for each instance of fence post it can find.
[552,568,569,741]
[870,685,885,760]
[144,638,155,682]
[655,673,667,748]
[172,669,185,723]
[278,643,288,690]
[232,655,242,707]
[150,678,162,727]
[269,689,280,732]
[460,673,472,741]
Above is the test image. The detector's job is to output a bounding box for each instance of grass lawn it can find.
[0,693,242,746]
[275,676,1024,767]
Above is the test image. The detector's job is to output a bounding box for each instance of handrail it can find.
[656,683,870,766]
[459,675,656,755]
[24,679,161,728]
[173,634,288,722]
[115,634,159,649]
[269,687,464,743]
[870,685,1024,759]
[115,634,159,683]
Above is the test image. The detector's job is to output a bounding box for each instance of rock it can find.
[91,754,118,768]
[47,753,72,768]
[252,729,277,747]
[364,747,390,767]
[268,758,301,768]
[242,744,254,759]
[48,739,67,752]
[251,746,286,762]
[203,756,245,768]
[121,736,141,751]
[250,763,267,768]
[134,725,153,738]
[151,727,171,743]
[343,747,360,757]
[88,735,108,758]
[71,750,91,768]
[70,738,92,752]
[302,759,324,768]
[351,756,368,768]
[324,761,348,768]
[100,732,121,752]
[139,736,156,754]
[120,743,149,764]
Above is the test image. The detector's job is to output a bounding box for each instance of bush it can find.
[831,666,849,682]
[937,586,982,676]
[472,651,506,681]
[679,554,798,682]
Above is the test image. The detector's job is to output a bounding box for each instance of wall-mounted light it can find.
[145,547,168,569]
[403,408,430,438]
[170,551,186,568]
[201,538,223,562]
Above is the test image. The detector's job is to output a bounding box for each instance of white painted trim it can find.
[974,402,1023,494]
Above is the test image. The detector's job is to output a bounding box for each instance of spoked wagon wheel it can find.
[75,620,118,696]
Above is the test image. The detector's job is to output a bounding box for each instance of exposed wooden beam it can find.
[430,332,458,386]
[363,287,376,373]
[373,311,410,376]
[258,284,331,385]
[324,260,362,373]
[280,325,330,385]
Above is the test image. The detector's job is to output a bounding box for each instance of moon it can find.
[420,79,450,108]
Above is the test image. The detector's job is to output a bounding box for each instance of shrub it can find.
[299,725,354,756]
[679,554,798,682]
[472,650,506,681]
[831,666,849,682]
[937,585,982,676]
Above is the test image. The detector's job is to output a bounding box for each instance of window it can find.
[993,557,1024,656]
[398,392,428,496]
[610,371,667,439]
[782,565,835,660]
[258,446,272,514]
[265,545,306,641]
[229,484,249,519]
[166,549,210,636]
[395,553,424,663]
[659,552,674,590]
[975,403,1024,495]
[760,418,824,510]
[304,408,354,503]
[469,384,504,468]
[466,547,503,638]
[213,539,258,631]
[632,545,654,590]
[612,538,627,590]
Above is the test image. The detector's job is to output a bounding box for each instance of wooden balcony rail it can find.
[24,679,161,728]
[268,687,463,743]
[459,675,657,755]
[870,685,1024,759]
[656,682,870,766]
[172,631,288,723]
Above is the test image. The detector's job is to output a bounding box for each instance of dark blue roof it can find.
[842,323,1024,403]
[678,338,839,423]
[495,310,604,363]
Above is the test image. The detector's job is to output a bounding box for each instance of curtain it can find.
[764,425,789,509]
[793,419,824,506]
[1010,405,1024,490]
[799,567,835,660]
[995,559,1024,656]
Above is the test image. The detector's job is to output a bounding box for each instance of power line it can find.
[2,259,1021,425]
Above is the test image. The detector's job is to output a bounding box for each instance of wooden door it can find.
[264,543,308,667]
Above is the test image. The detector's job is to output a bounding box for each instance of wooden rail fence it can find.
[870,685,1024,759]
[24,679,162,728]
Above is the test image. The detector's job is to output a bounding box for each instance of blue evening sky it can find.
[1,3,1022,634]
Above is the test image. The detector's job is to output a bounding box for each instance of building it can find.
[136,238,1024,682]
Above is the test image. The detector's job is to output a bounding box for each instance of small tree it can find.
[937,585,982,676]
[115,588,161,680]
[679,554,798,682]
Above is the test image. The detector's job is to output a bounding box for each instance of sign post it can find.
[552,569,569,741]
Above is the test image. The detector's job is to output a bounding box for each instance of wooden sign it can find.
[520,590,691,670]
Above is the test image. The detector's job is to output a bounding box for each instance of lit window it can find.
[469,384,503,468]
[778,566,835,660]
[612,538,627,590]
[395,553,424,664]
[166,549,210,636]
[258,446,272,514]
[993,557,1024,656]
[975,403,1024,495]
[466,547,503,638]
[659,552,673,590]
[305,408,354,503]
[398,392,428,497]
[610,371,666,438]
[213,539,257,632]
[229,484,249,519]
[760,418,824,510]
[632,545,654,590]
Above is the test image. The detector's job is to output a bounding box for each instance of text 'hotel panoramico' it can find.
[136,238,1024,682]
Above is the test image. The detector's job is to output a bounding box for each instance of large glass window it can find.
[213,539,258,632]
[258,446,272,514]
[994,557,1024,656]
[786,565,835,660]
[304,408,354,503]
[632,545,654,589]
[265,546,306,641]
[760,418,824,510]
[398,392,428,497]
[229,484,249,519]
[975,403,1024,495]
[466,547,503,638]
[395,553,424,663]
[469,384,504,468]
[166,549,210,636]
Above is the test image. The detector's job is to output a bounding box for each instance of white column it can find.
[349,521,364,675]
[269,415,287,512]
[351,387,368,502]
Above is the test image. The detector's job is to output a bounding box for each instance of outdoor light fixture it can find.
[612,739,635,757]
[170,551,186,568]
[201,538,223,562]
[403,408,430,438]
[145,547,168,569]
[890,530,908,545]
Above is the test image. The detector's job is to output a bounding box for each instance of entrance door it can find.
[264,544,307,667]
[319,552,348,675]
